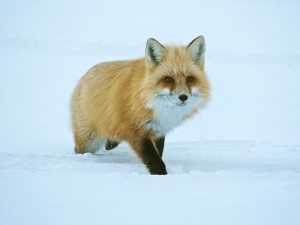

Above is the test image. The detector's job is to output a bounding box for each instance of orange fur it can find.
[70,36,210,174]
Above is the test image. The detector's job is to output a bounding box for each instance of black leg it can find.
[155,136,165,158]
[105,139,120,150]
[136,138,167,175]
[141,138,167,175]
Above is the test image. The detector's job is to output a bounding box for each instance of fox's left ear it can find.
[145,38,167,68]
[187,36,206,66]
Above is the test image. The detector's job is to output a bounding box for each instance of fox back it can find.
[71,36,210,174]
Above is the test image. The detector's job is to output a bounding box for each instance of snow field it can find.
[1,0,300,225]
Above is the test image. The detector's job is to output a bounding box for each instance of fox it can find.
[70,36,210,175]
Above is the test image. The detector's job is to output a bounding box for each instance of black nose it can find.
[179,94,188,102]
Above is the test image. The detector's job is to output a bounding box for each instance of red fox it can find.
[70,36,210,175]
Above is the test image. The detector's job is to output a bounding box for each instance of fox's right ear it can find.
[187,35,206,66]
[145,38,166,68]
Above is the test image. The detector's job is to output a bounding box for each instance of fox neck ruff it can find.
[145,90,203,137]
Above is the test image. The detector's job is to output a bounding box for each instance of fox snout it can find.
[175,92,192,106]
[178,94,188,102]
[154,90,199,107]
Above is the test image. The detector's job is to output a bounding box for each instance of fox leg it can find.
[71,106,105,154]
[155,136,165,158]
[73,127,105,154]
[129,137,167,175]
[105,139,120,150]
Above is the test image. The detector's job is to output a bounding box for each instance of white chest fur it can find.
[145,97,199,137]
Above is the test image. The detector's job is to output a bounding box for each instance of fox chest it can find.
[145,104,193,137]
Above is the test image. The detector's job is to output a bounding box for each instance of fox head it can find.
[143,36,210,111]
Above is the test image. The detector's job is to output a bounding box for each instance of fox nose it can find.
[179,94,188,102]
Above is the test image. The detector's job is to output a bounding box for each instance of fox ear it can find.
[187,35,206,65]
[145,38,166,68]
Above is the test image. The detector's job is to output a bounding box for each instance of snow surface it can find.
[1,0,300,225]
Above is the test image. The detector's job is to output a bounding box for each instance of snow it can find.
[1,0,300,225]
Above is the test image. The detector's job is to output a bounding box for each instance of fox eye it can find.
[164,77,174,84]
[186,76,194,83]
